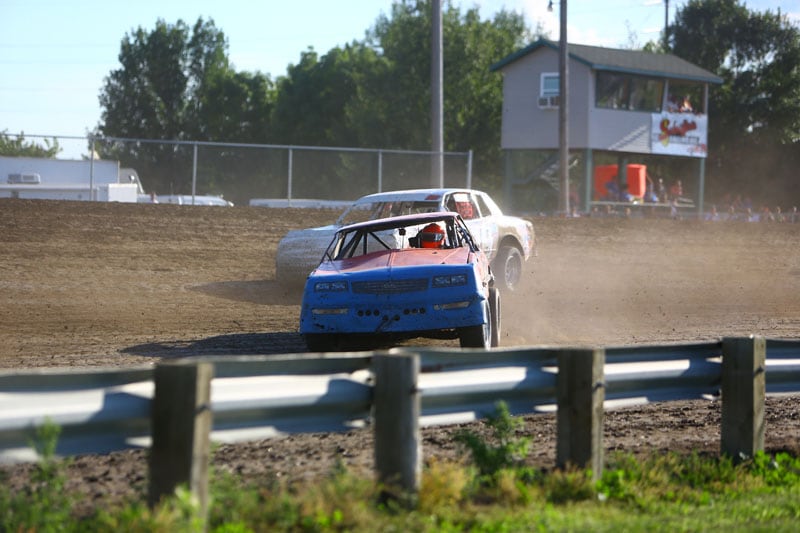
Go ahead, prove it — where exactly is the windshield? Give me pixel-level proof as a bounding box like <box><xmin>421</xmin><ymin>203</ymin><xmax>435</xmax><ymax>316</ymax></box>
<box><xmin>325</xmin><ymin>215</ymin><xmax>478</xmax><ymax>261</ymax></box>
<box><xmin>337</xmin><ymin>200</ymin><xmax>442</xmax><ymax>226</ymax></box>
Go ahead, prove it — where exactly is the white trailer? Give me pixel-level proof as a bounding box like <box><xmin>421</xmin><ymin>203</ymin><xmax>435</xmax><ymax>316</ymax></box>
<box><xmin>0</xmin><ymin>156</ymin><xmax>143</xmax><ymax>202</ymax></box>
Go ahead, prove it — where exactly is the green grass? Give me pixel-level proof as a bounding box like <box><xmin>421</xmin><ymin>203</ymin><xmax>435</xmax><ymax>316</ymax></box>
<box><xmin>2</xmin><ymin>408</ymin><xmax>799</xmax><ymax>532</ymax></box>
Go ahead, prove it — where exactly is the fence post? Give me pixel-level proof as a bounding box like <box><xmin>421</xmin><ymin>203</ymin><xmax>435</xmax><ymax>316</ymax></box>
<box><xmin>556</xmin><ymin>348</ymin><xmax>605</xmax><ymax>480</ymax></box>
<box><xmin>721</xmin><ymin>336</ymin><xmax>765</xmax><ymax>461</ymax></box>
<box><xmin>373</xmin><ymin>352</ymin><xmax>420</xmax><ymax>504</ymax></box>
<box><xmin>148</xmin><ymin>361</ymin><xmax>214</xmax><ymax>519</ymax></box>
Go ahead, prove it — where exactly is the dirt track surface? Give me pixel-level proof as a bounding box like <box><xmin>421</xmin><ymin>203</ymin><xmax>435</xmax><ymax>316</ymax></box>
<box><xmin>1</xmin><ymin>199</ymin><xmax>799</xmax><ymax>513</ymax></box>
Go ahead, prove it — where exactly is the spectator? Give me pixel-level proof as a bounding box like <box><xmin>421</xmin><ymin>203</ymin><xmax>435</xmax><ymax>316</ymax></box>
<box><xmin>569</xmin><ymin>182</ymin><xmax>580</xmax><ymax>208</ymax></box>
<box><xmin>790</xmin><ymin>206</ymin><xmax>798</xmax><ymax>224</ymax></box>
<box><xmin>657</xmin><ymin>177</ymin><xmax>667</xmax><ymax>203</ymax></box>
<box><xmin>775</xmin><ymin>207</ymin><xmax>785</xmax><ymax>223</ymax></box>
<box><xmin>605</xmin><ymin>176</ymin><xmax>621</xmax><ymax>202</ymax></box>
<box><xmin>669</xmin><ymin>179</ymin><xmax>683</xmax><ymax>200</ymax></box>
<box><xmin>670</xmin><ymin>198</ymin><xmax>680</xmax><ymax>219</ymax></box>
<box><xmin>667</xmin><ymin>95</ymin><xmax>681</xmax><ymax>113</ymax></box>
<box><xmin>644</xmin><ymin>175</ymin><xmax>659</xmax><ymax>203</ymax></box>
<box><xmin>705</xmin><ymin>205</ymin><xmax>720</xmax><ymax>221</ymax></box>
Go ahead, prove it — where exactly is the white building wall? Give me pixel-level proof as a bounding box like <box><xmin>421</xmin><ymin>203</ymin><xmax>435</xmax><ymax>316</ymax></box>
<box><xmin>498</xmin><ymin>47</ymin><xmax>591</xmax><ymax>150</ymax></box>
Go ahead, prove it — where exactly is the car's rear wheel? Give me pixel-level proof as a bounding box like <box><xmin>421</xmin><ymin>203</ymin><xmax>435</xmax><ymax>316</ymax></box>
<box><xmin>493</xmin><ymin>245</ymin><xmax>523</xmax><ymax>292</ymax></box>
<box><xmin>489</xmin><ymin>287</ymin><xmax>501</xmax><ymax>347</ymax></box>
<box><xmin>459</xmin><ymin>300</ymin><xmax>492</xmax><ymax>349</ymax></box>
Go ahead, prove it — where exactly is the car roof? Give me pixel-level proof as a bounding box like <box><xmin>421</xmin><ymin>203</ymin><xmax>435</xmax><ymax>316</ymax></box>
<box><xmin>351</xmin><ymin>188</ymin><xmax>481</xmax><ymax>205</ymax></box>
<box><xmin>338</xmin><ymin>212</ymin><xmax>461</xmax><ymax>234</ymax></box>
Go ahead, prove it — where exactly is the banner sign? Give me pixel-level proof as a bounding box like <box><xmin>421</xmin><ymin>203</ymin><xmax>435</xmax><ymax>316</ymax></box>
<box><xmin>650</xmin><ymin>113</ymin><xmax>708</xmax><ymax>158</ymax></box>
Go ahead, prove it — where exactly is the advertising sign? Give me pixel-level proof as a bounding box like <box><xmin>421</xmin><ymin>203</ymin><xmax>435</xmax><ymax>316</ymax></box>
<box><xmin>651</xmin><ymin>113</ymin><xmax>708</xmax><ymax>158</ymax></box>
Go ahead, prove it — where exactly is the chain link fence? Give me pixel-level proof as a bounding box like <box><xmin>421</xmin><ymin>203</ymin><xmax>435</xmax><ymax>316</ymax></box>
<box><xmin>9</xmin><ymin>134</ymin><xmax>473</xmax><ymax>207</ymax></box>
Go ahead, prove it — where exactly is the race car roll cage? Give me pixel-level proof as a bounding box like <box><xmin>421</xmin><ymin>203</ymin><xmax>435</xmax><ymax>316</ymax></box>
<box><xmin>324</xmin><ymin>214</ymin><xmax>479</xmax><ymax>262</ymax></box>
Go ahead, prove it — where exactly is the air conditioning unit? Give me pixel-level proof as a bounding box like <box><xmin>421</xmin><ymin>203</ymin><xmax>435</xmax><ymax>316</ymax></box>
<box><xmin>7</xmin><ymin>173</ymin><xmax>41</xmax><ymax>184</ymax></box>
<box><xmin>538</xmin><ymin>95</ymin><xmax>560</xmax><ymax>109</ymax></box>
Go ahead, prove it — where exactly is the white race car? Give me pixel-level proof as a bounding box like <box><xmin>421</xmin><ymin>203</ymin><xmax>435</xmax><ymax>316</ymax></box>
<box><xmin>275</xmin><ymin>188</ymin><xmax>535</xmax><ymax>291</ymax></box>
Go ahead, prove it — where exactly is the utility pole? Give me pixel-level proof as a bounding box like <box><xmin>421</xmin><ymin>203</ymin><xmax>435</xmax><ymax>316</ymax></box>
<box><xmin>431</xmin><ymin>0</ymin><xmax>444</xmax><ymax>187</ymax></box>
<box><xmin>558</xmin><ymin>0</ymin><xmax>569</xmax><ymax>215</ymax></box>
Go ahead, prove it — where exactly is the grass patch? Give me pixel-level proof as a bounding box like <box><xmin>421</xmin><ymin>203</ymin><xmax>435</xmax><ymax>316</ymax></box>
<box><xmin>2</xmin><ymin>408</ymin><xmax>799</xmax><ymax>532</ymax></box>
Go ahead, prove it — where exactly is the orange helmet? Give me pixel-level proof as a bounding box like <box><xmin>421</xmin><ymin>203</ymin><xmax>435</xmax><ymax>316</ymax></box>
<box><xmin>419</xmin><ymin>223</ymin><xmax>445</xmax><ymax>248</ymax></box>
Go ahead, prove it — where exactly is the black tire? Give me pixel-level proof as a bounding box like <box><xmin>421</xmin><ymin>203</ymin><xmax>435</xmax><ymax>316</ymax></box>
<box><xmin>489</xmin><ymin>287</ymin><xmax>501</xmax><ymax>347</ymax></box>
<box><xmin>459</xmin><ymin>300</ymin><xmax>492</xmax><ymax>349</ymax></box>
<box><xmin>304</xmin><ymin>334</ymin><xmax>340</xmax><ymax>352</ymax></box>
<box><xmin>493</xmin><ymin>245</ymin><xmax>523</xmax><ymax>292</ymax></box>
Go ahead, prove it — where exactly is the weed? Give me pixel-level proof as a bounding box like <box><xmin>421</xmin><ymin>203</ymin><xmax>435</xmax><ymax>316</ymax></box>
<box><xmin>545</xmin><ymin>467</ymin><xmax>596</xmax><ymax>504</ymax></box>
<box><xmin>0</xmin><ymin>419</ymin><xmax>75</xmax><ymax>532</ymax></box>
<box><xmin>749</xmin><ymin>452</ymin><xmax>800</xmax><ymax>487</ymax></box>
<box><xmin>454</xmin><ymin>401</ymin><xmax>531</xmax><ymax>481</ymax></box>
<box><xmin>418</xmin><ymin>457</ymin><xmax>471</xmax><ymax>512</ymax></box>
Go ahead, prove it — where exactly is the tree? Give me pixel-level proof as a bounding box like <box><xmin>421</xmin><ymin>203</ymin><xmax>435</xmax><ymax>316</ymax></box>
<box><xmin>0</xmin><ymin>132</ymin><xmax>60</xmax><ymax>158</ymax></box>
<box><xmin>374</xmin><ymin>2</ymin><xmax>534</xmax><ymax>189</ymax></box>
<box><xmin>276</xmin><ymin>0</ymin><xmax>533</xmax><ymax>190</ymax></box>
<box><xmin>97</xmin><ymin>18</ymin><xmax>248</xmax><ymax>195</ymax></box>
<box><xmin>271</xmin><ymin>44</ymin><xmax>382</xmax><ymax>147</ymax></box>
<box><xmin>669</xmin><ymin>0</ymin><xmax>800</xmax><ymax>207</ymax></box>
<box><xmin>193</xmin><ymin>69</ymin><xmax>278</xmax><ymax>203</ymax></box>
<box><xmin>95</xmin><ymin>4</ymin><xmax>537</xmax><ymax>197</ymax></box>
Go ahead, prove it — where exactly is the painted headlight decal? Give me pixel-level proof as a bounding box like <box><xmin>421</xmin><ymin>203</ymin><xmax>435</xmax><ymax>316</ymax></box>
<box><xmin>433</xmin><ymin>301</ymin><xmax>470</xmax><ymax>310</ymax></box>
<box><xmin>432</xmin><ymin>274</ymin><xmax>468</xmax><ymax>288</ymax></box>
<box><xmin>314</xmin><ymin>281</ymin><xmax>348</xmax><ymax>292</ymax></box>
<box><xmin>311</xmin><ymin>308</ymin><xmax>349</xmax><ymax>315</ymax></box>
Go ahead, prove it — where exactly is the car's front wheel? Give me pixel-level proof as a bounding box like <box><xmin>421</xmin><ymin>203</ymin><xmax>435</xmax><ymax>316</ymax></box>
<box><xmin>304</xmin><ymin>333</ymin><xmax>340</xmax><ymax>352</ymax></box>
<box><xmin>493</xmin><ymin>245</ymin><xmax>523</xmax><ymax>292</ymax></box>
<box><xmin>489</xmin><ymin>287</ymin><xmax>501</xmax><ymax>347</ymax></box>
<box><xmin>459</xmin><ymin>300</ymin><xmax>492</xmax><ymax>349</ymax></box>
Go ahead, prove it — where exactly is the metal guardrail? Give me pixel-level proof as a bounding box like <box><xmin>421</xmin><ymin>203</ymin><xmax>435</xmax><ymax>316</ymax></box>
<box><xmin>1</xmin><ymin>340</ymin><xmax>799</xmax><ymax>465</ymax></box>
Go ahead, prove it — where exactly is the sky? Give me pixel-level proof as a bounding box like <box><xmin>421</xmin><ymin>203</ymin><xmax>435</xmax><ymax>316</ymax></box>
<box><xmin>1</xmin><ymin>0</ymin><xmax>798</xmax><ymax>159</ymax></box>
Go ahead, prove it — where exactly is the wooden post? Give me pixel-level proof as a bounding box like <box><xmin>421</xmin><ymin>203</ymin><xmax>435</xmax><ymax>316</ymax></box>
<box><xmin>372</xmin><ymin>353</ymin><xmax>420</xmax><ymax>504</ymax></box>
<box><xmin>556</xmin><ymin>348</ymin><xmax>605</xmax><ymax>480</ymax></box>
<box><xmin>149</xmin><ymin>361</ymin><xmax>214</xmax><ymax>520</ymax></box>
<box><xmin>721</xmin><ymin>336</ymin><xmax>765</xmax><ymax>461</ymax></box>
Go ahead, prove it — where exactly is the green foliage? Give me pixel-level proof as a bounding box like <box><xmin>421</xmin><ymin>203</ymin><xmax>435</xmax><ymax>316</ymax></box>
<box><xmin>419</xmin><ymin>457</ymin><xmax>471</xmax><ymax>512</ymax></box>
<box><xmin>0</xmin><ymin>131</ymin><xmax>61</xmax><ymax>157</ymax></box>
<box><xmin>454</xmin><ymin>401</ymin><xmax>532</xmax><ymax>481</ymax></box>
<box><xmin>544</xmin><ymin>467</ymin><xmax>596</xmax><ymax>504</ymax></box>
<box><xmin>669</xmin><ymin>0</ymin><xmax>800</xmax><ymax>206</ymax></box>
<box><xmin>93</xmin><ymin>487</ymin><xmax>207</xmax><ymax>533</ymax></box>
<box><xmin>362</xmin><ymin>0</ymin><xmax>535</xmax><ymax>188</ymax></box>
<box><xmin>3</xmin><ymin>423</ymin><xmax>800</xmax><ymax>532</ymax></box>
<box><xmin>96</xmin><ymin>2</ymin><xmax>537</xmax><ymax>197</ymax></box>
<box><xmin>749</xmin><ymin>451</ymin><xmax>800</xmax><ymax>487</ymax></box>
<box><xmin>0</xmin><ymin>419</ymin><xmax>73</xmax><ymax>532</ymax></box>
<box><xmin>96</xmin><ymin>17</ymin><xmax>276</xmax><ymax>197</ymax></box>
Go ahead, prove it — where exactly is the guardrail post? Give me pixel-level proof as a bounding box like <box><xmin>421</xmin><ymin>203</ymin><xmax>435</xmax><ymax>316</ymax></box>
<box><xmin>149</xmin><ymin>361</ymin><xmax>214</xmax><ymax>521</ymax></box>
<box><xmin>721</xmin><ymin>336</ymin><xmax>765</xmax><ymax>461</ymax></box>
<box><xmin>556</xmin><ymin>348</ymin><xmax>605</xmax><ymax>480</ymax></box>
<box><xmin>373</xmin><ymin>352</ymin><xmax>420</xmax><ymax>505</ymax></box>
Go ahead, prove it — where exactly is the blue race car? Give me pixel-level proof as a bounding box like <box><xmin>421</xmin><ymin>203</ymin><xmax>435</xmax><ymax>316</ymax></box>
<box><xmin>299</xmin><ymin>212</ymin><xmax>501</xmax><ymax>352</ymax></box>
